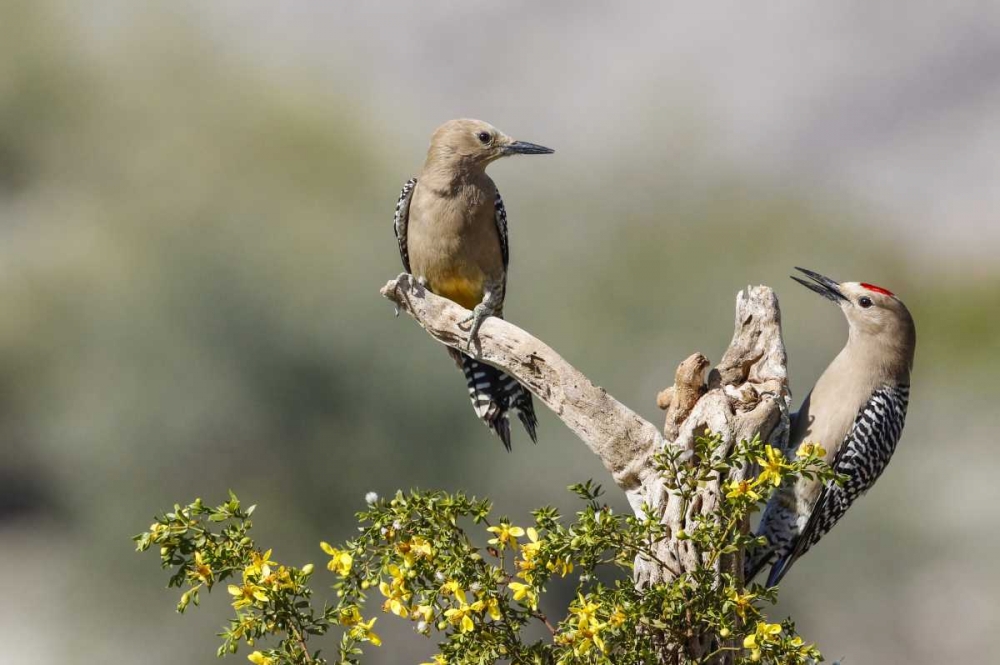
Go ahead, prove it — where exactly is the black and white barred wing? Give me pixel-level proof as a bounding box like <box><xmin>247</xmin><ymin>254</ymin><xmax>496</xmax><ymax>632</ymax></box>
<box><xmin>768</xmin><ymin>384</ymin><xmax>910</xmax><ymax>585</ymax></box>
<box><xmin>493</xmin><ymin>190</ymin><xmax>509</xmax><ymax>271</ymax></box>
<box><xmin>393</xmin><ymin>177</ymin><xmax>417</xmax><ymax>273</ymax></box>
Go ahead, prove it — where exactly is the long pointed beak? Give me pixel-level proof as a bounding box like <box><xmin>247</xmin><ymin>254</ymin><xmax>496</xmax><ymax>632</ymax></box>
<box><xmin>504</xmin><ymin>140</ymin><xmax>554</xmax><ymax>155</ymax></box>
<box><xmin>791</xmin><ymin>267</ymin><xmax>847</xmax><ymax>302</ymax></box>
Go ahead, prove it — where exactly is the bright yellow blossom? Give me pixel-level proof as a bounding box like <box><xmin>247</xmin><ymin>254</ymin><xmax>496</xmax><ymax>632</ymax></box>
<box><xmin>261</xmin><ymin>565</ymin><xmax>295</xmax><ymax>592</ymax></box>
<box><xmin>727</xmin><ymin>589</ymin><xmax>756</xmax><ymax>619</ymax></box>
<box><xmin>349</xmin><ymin>616</ymin><xmax>382</xmax><ymax>646</ymax></box>
<box><xmin>571</xmin><ymin>594</ymin><xmax>601</xmax><ymax>629</ymax></box>
<box><xmin>546</xmin><ymin>557</ymin><xmax>574</xmax><ymax>577</ymax></box>
<box><xmin>191</xmin><ymin>550</ymin><xmax>213</xmax><ymax>584</ymax></box>
<box><xmin>410</xmin><ymin>535</ymin><xmax>434</xmax><ymax>558</ymax></box>
<box><xmin>608</xmin><ymin>606</ymin><xmax>626</xmax><ymax>628</ymax></box>
<box><xmin>743</xmin><ymin>621</ymin><xmax>782</xmax><ymax>660</ymax></box>
<box><xmin>443</xmin><ymin>604</ymin><xmax>476</xmax><ymax>633</ymax></box>
<box><xmin>487</xmin><ymin>523</ymin><xmax>525</xmax><ymax>550</ymax></box>
<box><xmin>320</xmin><ymin>541</ymin><xmax>353</xmax><ymax>576</ymax></box>
<box><xmin>508</xmin><ymin>581</ymin><xmax>538</xmax><ymax>610</ymax></box>
<box><xmin>796</xmin><ymin>442</ymin><xmax>827</xmax><ymax>458</ymax></box>
<box><xmin>725</xmin><ymin>479</ymin><xmax>762</xmax><ymax>502</ymax></box>
<box><xmin>247</xmin><ymin>651</ymin><xmax>274</xmax><ymax>665</ymax></box>
<box><xmin>440</xmin><ymin>579</ymin><xmax>466</xmax><ymax>603</ymax></box>
<box><xmin>227</xmin><ymin>575</ymin><xmax>269</xmax><ymax>609</ymax></box>
<box><xmin>338</xmin><ymin>606</ymin><xmax>362</xmax><ymax>627</ymax></box>
<box><xmin>379</xmin><ymin>564</ymin><xmax>411</xmax><ymax>617</ymax></box>
<box><xmin>396</xmin><ymin>535</ymin><xmax>434</xmax><ymax>567</ymax></box>
<box><xmin>563</xmin><ymin>622</ymin><xmax>608</xmax><ymax>656</ymax></box>
<box><xmin>246</xmin><ymin>549</ymin><xmax>276</xmax><ymax>578</ymax></box>
<box><xmin>419</xmin><ymin>655</ymin><xmax>447</xmax><ymax>665</ymax></box>
<box><xmin>756</xmin><ymin>445</ymin><xmax>791</xmax><ymax>486</ymax></box>
<box><xmin>521</xmin><ymin>527</ymin><xmax>541</xmax><ymax>557</ymax></box>
<box><xmin>413</xmin><ymin>604</ymin><xmax>434</xmax><ymax>623</ymax></box>
<box><xmin>484</xmin><ymin>596</ymin><xmax>502</xmax><ymax>620</ymax></box>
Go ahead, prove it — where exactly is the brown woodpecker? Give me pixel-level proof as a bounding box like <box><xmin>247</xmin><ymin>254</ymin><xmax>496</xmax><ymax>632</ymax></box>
<box><xmin>392</xmin><ymin>119</ymin><xmax>553</xmax><ymax>450</ymax></box>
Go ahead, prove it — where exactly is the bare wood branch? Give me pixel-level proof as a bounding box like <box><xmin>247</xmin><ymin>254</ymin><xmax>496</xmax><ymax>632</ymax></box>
<box><xmin>382</xmin><ymin>274</ymin><xmax>790</xmax><ymax>665</ymax></box>
<box><xmin>642</xmin><ymin>285</ymin><xmax>791</xmax><ymax>664</ymax></box>
<box><xmin>381</xmin><ymin>273</ymin><xmax>663</xmax><ymax>494</ymax></box>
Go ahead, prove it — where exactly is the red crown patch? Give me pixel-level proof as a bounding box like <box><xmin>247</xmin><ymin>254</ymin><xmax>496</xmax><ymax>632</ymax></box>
<box><xmin>860</xmin><ymin>283</ymin><xmax>894</xmax><ymax>297</ymax></box>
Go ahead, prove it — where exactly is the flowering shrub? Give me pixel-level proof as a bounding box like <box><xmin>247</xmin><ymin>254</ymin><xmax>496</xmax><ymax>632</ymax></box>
<box><xmin>134</xmin><ymin>433</ymin><xmax>838</xmax><ymax>664</ymax></box>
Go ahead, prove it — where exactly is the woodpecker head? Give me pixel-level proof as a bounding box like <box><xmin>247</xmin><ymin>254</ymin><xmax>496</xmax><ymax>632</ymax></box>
<box><xmin>793</xmin><ymin>267</ymin><xmax>916</xmax><ymax>370</ymax></box>
<box><xmin>426</xmin><ymin>119</ymin><xmax>553</xmax><ymax>170</ymax></box>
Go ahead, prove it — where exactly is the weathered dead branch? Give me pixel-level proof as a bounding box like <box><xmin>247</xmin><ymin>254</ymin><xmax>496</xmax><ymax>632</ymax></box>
<box><xmin>381</xmin><ymin>274</ymin><xmax>791</xmax><ymax>664</ymax></box>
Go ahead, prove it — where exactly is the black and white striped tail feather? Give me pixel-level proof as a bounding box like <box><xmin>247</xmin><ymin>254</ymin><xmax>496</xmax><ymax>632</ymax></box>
<box><xmin>449</xmin><ymin>349</ymin><xmax>537</xmax><ymax>451</ymax></box>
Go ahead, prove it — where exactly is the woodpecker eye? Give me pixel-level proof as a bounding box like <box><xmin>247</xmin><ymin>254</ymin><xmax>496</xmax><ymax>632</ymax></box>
<box><xmin>476</xmin><ymin>131</ymin><xmax>491</xmax><ymax>144</ymax></box>
<box><xmin>859</xmin><ymin>296</ymin><xmax>873</xmax><ymax>308</ymax></box>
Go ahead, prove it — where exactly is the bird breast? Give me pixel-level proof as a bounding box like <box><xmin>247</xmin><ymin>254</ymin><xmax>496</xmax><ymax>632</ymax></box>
<box><xmin>406</xmin><ymin>184</ymin><xmax>503</xmax><ymax>310</ymax></box>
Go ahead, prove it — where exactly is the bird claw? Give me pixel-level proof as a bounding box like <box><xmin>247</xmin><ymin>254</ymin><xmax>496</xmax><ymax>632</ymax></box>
<box><xmin>459</xmin><ymin>304</ymin><xmax>492</xmax><ymax>352</ymax></box>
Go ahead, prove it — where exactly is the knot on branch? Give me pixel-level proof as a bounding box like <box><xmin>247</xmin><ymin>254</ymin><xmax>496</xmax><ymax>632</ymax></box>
<box><xmin>657</xmin><ymin>352</ymin><xmax>710</xmax><ymax>440</ymax></box>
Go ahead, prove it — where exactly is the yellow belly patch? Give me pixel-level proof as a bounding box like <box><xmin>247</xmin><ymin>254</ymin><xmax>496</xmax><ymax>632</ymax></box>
<box><xmin>432</xmin><ymin>275</ymin><xmax>483</xmax><ymax>310</ymax></box>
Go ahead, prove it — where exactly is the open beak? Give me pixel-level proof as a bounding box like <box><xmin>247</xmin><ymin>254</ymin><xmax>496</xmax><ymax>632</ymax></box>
<box><xmin>504</xmin><ymin>140</ymin><xmax>555</xmax><ymax>155</ymax></box>
<box><xmin>791</xmin><ymin>267</ymin><xmax>847</xmax><ymax>303</ymax></box>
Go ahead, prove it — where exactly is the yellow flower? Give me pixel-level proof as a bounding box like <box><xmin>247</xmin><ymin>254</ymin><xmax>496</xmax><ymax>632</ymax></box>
<box><xmin>582</xmin><ymin>624</ymin><xmax>607</xmax><ymax>654</ymax></box>
<box><xmin>379</xmin><ymin>565</ymin><xmax>411</xmax><ymax>617</ymax></box>
<box><xmin>484</xmin><ymin>596</ymin><xmax>502</xmax><ymax>620</ymax></box>
<box><xmin>339</xmin><ymin>606</ymin><xmax>362</xmax><ymax>627</ymax></box>
<box><xmin>246</xmin><ymin>549</ymin><xmax>276</xmax><ymax>579</ymax></box>
<box><xmin>440</xmin><ymin>579</ymin><xmax>466</xmax><ymax>603</ymax></box>
<box><xmin>191</xmin><ymin>550</ymin><xmax>213</xmax><ymax>584</ymax></box>
<box><xmin>261</xmin><ymin>565</ymin><xmax>295</xmax><ymax>592</ymax></box>
<box><xmin>608</xmin><ymin>606</ymin><xmax>626</xmax><ymax>628</ymax></box>
<box><xmin>396</xmin><ymin>535</ymin><xmax>434</xmax><ymax>568</ymax></box>
<box><xmin>515</xmin><ymin>527</ymin><xmax>543</xmax><ymax>580</ymax></box>
<box><xmin>227</xmin><ymin>578</ymin><xmax>269</xmax><ymax>609</ymax></box>
<box><xmin>546</xmin><ymin>557</ymin><xmax>574</xmax><ymax>577</ymax></box>
<box><xmin>349</xmin><ymin>616</ymin><xmax>382</xmax><ymax>647</ymax></box>
<box><xmin>727</xmin><ymin>589</ymin><xmax>756</xmax><ymax>619</ymax></box>
<box><xmin>564</xmin><ymin>621</ymin><xmax>608</xmax><ymax>656</ymax></box>
<box><xmin>413</xmin><ymin>604</ymin><xmax>434</xmax><ymax>623</ymax></box>
<box><xmin>571</xmin><ymin>594</ymin><xmax>601</xmax><ymax>629</ymax></box>
<box><xmin>487</xmin><ymin>523</ymin><xmax>525</xmax><ymax>550</ymax></box>
<box><xmin>443</xmin><ymin>605</ymin><xmax>476</xmax><ymax>633</ymax></box>
<box><xmin>725</xmin><ymin>479</ymin><xmax>761</xmax><ymax>502</ymax></box>
<box><xmin>743</xmin><ymin>621</ymin><xmax>782</xmax><ymax>660</ymax></box>
<box><xmin>247</xmin><ymin>651</ymin><xmax>274</xmax><ymax>665</ymax></box>
<box><xmin>320</xmin><ymin>542</ymin><xmax>353</xmax><ymax>576</ymax></box>
<box><xmin>420</xmin><ymin>656</ymin><xmax>447</xmax><ymax>665</ymax></box>
<box><xmin>796</xmin><ymin>442</ymin><xmax>827</xmax><ymax>458</ymax></box>
<box><xmin>411</xmin><ymin>536</ymin><xmax>434</xmax><ymax>558</ymax></box>
<box><xmin>756</xmin><ymin>445</ymin><xmax>791</xmax><ymax>487</ymax></box>
<box><xmin>521</xmin><ymin>528</ymin><xmax>541</xmax><ymax>557</ymax></box>
<box><xmin>508</xmin><ymin>581</ymin><xmax>537</xmax><ymax>610</ymax></box>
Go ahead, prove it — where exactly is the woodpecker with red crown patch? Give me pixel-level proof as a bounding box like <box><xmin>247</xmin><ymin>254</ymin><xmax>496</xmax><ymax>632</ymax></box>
<box><xmin>746</xmin><ymin>267</ymin><xmax>916</xmax><ymax>585</ymax></box>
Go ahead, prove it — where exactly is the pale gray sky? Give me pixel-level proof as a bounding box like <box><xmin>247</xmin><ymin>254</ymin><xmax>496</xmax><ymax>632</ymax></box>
<box><xmin>167</xmin><ymin>0</ymin><xmax>1000</xmax><ymax>258</ymax></box>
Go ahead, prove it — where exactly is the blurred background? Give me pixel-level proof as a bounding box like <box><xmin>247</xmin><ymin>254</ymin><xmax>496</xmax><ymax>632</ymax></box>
<box><xmin>1</xmin><ymin>1</ymin><xmax>998</xmax><ymax>662</ymax></box>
